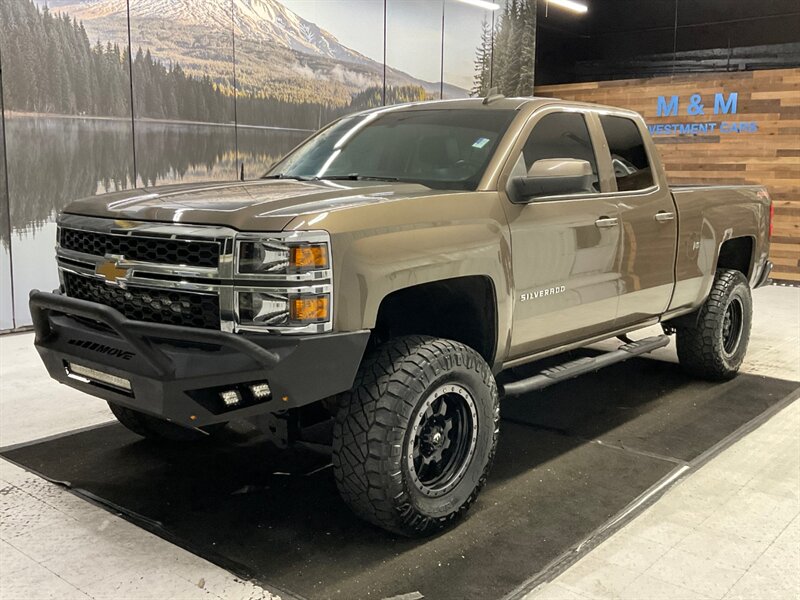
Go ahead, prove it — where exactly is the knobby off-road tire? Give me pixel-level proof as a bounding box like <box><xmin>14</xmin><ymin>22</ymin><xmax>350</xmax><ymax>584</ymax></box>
<box><xmin>333</xmin><ymin>336</ymin><xmax>500</xmax><ymax>537</ymax></box>
<box><xmin>108</xmin><ymin>402</ymin><xmax>224</xmax><ymax>442</ymax></box>
<box><xmin>676</xmin><ymin>268</ymin><xmax>753</xmax><ymax>381</ymax></box>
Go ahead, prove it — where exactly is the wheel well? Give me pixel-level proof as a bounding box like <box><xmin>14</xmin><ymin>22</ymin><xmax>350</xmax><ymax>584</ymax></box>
<box><xmin>373</xmin><ymin>276</ymin><xmax>497</xmax><ymax>364</ymax></box>
<box><xmin>717</xmin><ymin>237</ymin><xmax>754</xmax><ymax>278</ymax></box>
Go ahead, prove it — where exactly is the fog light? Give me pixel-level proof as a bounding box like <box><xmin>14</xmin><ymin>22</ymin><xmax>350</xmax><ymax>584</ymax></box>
<box><xmin>220</xmin><ymin>390</ymin><xmax>241</xmax><ymax>407</ymax></box>
<box><xmin>250</xmin><ymin>383</ymin><xmax>272</xmax><ymax>399</ymax></box>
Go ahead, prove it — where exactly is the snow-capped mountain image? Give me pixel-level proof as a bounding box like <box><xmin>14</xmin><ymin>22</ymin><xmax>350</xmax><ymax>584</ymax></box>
<box><xmin>61</xmin><ymin>0</ymin><xmax>370</xmax><ymax>64</ymax></box>
<box><xmin>46</xmin><ymin>0</ymin><xmax>467</xmax><ymax>103</ymax></box>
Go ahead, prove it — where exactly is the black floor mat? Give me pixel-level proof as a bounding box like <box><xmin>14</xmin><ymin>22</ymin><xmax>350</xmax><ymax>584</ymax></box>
<box><xmin>3</xmin><ymin>357</ymin><xmax>797</xmax><ymax>600</ymax></box>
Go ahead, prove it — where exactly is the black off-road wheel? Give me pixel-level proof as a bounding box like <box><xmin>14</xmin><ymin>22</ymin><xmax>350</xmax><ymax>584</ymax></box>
<box><xmin>676</xmin><ymin>269</ymin><xmax>753</xmax><ymax>381</ymax></box>
<box><xmin>332</xmin><ymin>336</ymin><xmax>500</xmax><ymax>537</ymax></box>
<box><xmin>108</xmin><ymin>403</ymin><xmax>225</xmax><ymax>442</ymax></box>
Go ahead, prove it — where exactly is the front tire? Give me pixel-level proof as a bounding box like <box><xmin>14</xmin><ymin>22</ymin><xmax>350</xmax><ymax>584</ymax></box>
<box><xmin>333</xmin><ymin>336</ymin><xmax>499</xmax><ymax>537</ymax></box>
<box><xmin>108</xmin><ymin>403</ymin><xmax>225</xmax><ymax>442</ymax></box>
<box><xmin>676</xmin><ymin>269</ymin><xmax>753</xmax><ymax>381</ymax></box>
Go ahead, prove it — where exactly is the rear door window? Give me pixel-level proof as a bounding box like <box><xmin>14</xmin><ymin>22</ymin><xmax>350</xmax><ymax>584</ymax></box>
<box><xmin>599</xmin><ymin>115</ymin><xmax>654</xmax><ymax>191</ymax></box>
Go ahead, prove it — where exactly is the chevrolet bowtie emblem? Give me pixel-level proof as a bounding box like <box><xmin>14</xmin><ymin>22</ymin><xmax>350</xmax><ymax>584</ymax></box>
<box><xmin>96</xmin><ymin>259</ymin><xmax>130</xmax><ymax>286</ymax></box>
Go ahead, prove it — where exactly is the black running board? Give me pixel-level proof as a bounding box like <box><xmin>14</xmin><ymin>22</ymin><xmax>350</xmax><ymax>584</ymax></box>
<box><xmin>500</xmin><ymin>335</ymin><xmax>671</xmax><ymax>398</ymax></box>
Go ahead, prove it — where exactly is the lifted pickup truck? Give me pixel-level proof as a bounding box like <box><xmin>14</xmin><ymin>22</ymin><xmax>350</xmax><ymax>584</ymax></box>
<box><xmin>31</xmin><ymin>96</ymin><xmax>773</xmax><ymax>536</ymax></box>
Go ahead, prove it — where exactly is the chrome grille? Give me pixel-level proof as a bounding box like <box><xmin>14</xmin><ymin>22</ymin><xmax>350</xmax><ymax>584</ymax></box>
<box><xmin>63</xmin><ymin>272</ymin><xmax>221</xmax><ymax>330</ymax></box>
<box><xmin>60</xmin><ymin>228</ymin><xmax>220</xmax><ymax>268</ymax></box>
<box><xmin>55</xmin><ymin>215</ymin><xmax>333</xmax><ymax>334</ymax></box>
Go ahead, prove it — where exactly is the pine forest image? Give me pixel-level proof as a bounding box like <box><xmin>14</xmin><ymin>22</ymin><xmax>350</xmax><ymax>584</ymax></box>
<box><xmin>0</xmin><ymin>0</ymin><xmax>434</xmax><ymax>129</ymax></box>
<box><xmin>472</xmin><ymin>0</ymin><xmax>536</xmax><ymax>98</ymax></box>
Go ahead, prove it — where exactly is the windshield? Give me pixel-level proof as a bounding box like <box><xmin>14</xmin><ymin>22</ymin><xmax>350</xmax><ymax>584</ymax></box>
<box><xmin>265</xmin><ymin>108</ymin><xmax>518</xmax><ymax>190</ymax></box>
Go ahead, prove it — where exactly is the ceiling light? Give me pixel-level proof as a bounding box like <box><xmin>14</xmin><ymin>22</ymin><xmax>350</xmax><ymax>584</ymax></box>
<box><xmin>456</xmin><ymin>0</ymin><xmax>501</xmax><ymax>10</ymax></box>
<box><xmin>547</xmin><ymin>0</ymin><xmax>588</xmax><ymax>14</ymax></box>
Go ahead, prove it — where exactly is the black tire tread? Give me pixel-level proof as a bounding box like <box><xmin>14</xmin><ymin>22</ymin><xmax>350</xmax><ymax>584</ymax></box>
<box><xmin>676</xmin><ymin>268</ymin><xmax>752</xmax><ymax>381</ymax></box>
<box><xmin>332</xmin><ymin>335</ymin><xmax>499</xmax><ymax>536</ymax></box>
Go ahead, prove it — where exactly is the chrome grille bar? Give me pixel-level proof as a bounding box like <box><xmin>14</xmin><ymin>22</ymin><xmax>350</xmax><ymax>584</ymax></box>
<box><xmin>55</xmin><ymin>215</ymin><xmax>333</xmax><ymax>334</ymax></box>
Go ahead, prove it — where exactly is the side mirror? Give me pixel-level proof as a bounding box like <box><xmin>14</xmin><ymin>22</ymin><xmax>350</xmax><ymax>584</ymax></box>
<box><xmin>508</xmin><ymin>158</ymin><xmax>594</xmax><ymax>203</ymax></box>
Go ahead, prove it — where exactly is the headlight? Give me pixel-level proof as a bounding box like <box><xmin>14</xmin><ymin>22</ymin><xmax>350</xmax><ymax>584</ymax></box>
<box><xmin>237</xmin><ymin>240</ymin><xmax>329</xmax><ymax>274</ymax></box>
<box><xmin>237</xmin><ymin>291</ymin><xmax>330</xmax><ymax>327</ymax></box>
<box><xmin>234</xmin><ymin>233</ymin><xmax>332</xmax><ymax>332</ymax></box>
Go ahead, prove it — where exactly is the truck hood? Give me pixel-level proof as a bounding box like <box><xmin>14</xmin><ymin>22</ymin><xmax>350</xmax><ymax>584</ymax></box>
<box><xmin>63</xmin><ymin>179</ymin><xmax>442</xmax><ymax>231</ymax></box>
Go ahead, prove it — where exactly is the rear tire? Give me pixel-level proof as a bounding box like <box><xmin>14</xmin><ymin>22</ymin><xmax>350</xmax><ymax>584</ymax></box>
<box><xmin>676</xmin><ymin>269</ymin><xmax>752</xmax><ymax>381</ymax></box>
<box><xmin>108</xmin><ymin>403</ymin><xmax>225</xmax><ymax>442</ymax></box>
<box><xmin>333</xmin><ymin>336</ymin><xmax>499</xmax><ymax>537</ymax></box>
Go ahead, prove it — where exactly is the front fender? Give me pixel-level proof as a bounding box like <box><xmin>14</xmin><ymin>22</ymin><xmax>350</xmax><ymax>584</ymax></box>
<box><xmin>335</xmin><ymin>222</ymin><xmax>511</xmax><ymax>332</ymax></box>
<box><xmin>291</xmin><ymin>191</ymin><xmax>514</xmax><ymax>362</ymax></box>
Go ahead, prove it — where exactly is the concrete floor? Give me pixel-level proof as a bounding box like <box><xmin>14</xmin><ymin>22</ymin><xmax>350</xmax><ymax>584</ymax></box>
<box><xmin>1</xmin><ymin>285</ymin><xmax>798</xmax><ymax>600</ymax></box>
<box><xmin>524</xmin><ymin>399</ymin><xmax>800</xmax><ymax>600</ymax></box>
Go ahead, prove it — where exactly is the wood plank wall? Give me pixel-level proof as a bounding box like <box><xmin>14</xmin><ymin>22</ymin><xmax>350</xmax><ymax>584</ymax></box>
<box><xmin>536</xmin><ymin>68</ymin><xmax>800</xmax><ymax>283</ymax></box>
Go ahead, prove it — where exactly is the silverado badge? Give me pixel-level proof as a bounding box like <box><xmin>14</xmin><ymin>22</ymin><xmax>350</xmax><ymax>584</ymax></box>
<box><xmin>520</xmin><ymin>285</ymin><xmax>566</xmax><ymax>302</ymax></box>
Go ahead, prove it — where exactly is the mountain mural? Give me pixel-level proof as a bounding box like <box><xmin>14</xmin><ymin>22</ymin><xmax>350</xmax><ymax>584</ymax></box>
<box><xmin>45</xmin><ymin>0</ymin><xmax>468</xmax><ymax>105</ymax></box>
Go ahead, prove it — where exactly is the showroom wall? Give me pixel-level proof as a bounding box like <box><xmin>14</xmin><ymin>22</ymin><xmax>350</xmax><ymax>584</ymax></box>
<box><xmin>0</xmin><ymin>0</ymin><xmax>534</xmax><ymax>330</ymax></box>
<box><xmin>536</xmin><ymin>68</ymin><xmax>800</xmax><ymax>283</ymax></box>
<box><xmin>534</xmin><ymin>0</ymin><xmax>799</xmax><ymax>85</ymax></box>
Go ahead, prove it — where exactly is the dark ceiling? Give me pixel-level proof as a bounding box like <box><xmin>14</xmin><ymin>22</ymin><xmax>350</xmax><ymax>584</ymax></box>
<box><xmin>534</xmin><ymin>0</ymin><xmax>800</xmax><ymax>84</ymax></box>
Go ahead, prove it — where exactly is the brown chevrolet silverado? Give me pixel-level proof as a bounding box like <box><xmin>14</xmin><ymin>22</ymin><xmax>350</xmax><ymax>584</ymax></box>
<box><xmin>30</xmin><ymin>95</ymin><xmax>773</xmax><ymax>536</ymax></box>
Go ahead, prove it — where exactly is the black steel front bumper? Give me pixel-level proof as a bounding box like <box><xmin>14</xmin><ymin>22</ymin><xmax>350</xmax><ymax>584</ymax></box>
<box><xmin>30</xmin><ymin>290</ymin><xmax>370</xmax><ymax>428</ymax></box>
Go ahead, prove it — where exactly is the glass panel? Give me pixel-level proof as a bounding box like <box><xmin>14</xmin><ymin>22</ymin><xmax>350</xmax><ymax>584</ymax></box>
<box><xmin>1</xmin><ymin>0</ymin><xmax>135</xmax><ymax>326</ymax></box>
<box><xmin>239</xmin><ymin>0</ymin><xmax>384</xmax><ymax>177</ymax></box>
<box><xmin>442</xmin><ymin>0</ymin><xmax>495</xmax><ymax>98</ymax></box>
<box><xmin>599</xmin><ymin>115</ymin><xmax>653</xmax><ymax>191</ymax></box>
<box><xmin>386</xmin><ymin>0</ymin><xmax>443</xmax><ymax>104</ymax></box>
<box><xmin>129</xmin><ymin>0</ymin><xmax>238</xmax><ymax>185</ymax></box>
<box><xmin>674</xmin><ymin>2</ymin><xmax>799</xmax><ymax>74</ymax></box>
<box><xmin>490</xmin><ymin>0</ymin><xmax>536</xmax><ymax>95</ymax></box>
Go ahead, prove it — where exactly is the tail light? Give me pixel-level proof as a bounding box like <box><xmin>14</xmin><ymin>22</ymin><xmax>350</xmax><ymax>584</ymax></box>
<box><xmin>769</xmin><ymin>200</ymin><xmax>774</xmax><ymax>239</ymax></box>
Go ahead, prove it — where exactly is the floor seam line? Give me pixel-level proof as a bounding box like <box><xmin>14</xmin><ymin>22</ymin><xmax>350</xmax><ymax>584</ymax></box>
<box><xmin>3</xmin><ymin>536</ymin><xmax>95</xmax><ymax>599</ymax></box>
<box><xmin>590</xmin><ymin>439</ymin><xmax>688</xmax><ymax>465</ymax></box>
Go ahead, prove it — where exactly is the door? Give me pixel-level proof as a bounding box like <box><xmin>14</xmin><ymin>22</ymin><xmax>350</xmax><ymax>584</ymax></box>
<box><xmin>597</xmin><ymin>114</ymin><xmax>677</xmax><ymax>326</ymax></box>
<box><xmin>504</xmin><ymin>109</ymin><xmax>622</xmax><ymax>359</ymax></box>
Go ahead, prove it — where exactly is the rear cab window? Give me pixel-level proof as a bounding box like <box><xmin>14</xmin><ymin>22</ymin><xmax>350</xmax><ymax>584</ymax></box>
<box><xmin>599</xmin><ymin>115</ymin><xmax>654</xmax><ymax>192</ymax></box>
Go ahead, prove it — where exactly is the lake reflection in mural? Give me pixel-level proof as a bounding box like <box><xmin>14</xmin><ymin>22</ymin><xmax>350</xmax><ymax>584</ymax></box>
<box><xmin>2</xmin><ymin>114</ymin><xmax>307</xmax><ymax>327</ymax></box>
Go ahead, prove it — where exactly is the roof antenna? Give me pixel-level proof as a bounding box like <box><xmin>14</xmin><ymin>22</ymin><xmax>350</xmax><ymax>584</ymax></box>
<box><xmin>482</xmin><ymin>87</ymin><xmax>505</xmax><ymax>105</ymax></box>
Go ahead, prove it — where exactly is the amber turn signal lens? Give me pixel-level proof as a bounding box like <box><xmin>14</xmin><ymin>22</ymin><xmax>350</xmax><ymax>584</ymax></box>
<box><xmin>290</xmin><ymin>295</ymin><xmax>329</xmax><ymax>322</ymax></box>
<box><xmin>289</xmin><ymin>244</ymin><xmax>329</xmax><ymax>270</ymax></box>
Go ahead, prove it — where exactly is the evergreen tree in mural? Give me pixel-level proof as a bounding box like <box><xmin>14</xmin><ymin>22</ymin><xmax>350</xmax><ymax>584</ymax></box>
<box><xmin>471</xmin><ymin>18</ymin><xmax>493</xmax><ymax>97</ymax></box>
<box><xmin>472</xmin><ymin>0</ymin><xmax>536</xmax><ymax>97</ymax></box>
<box><xmin>349</xmin><ymin>86</ymin><xmax>429</xmax><ymax>111</ymax></box>
<box><xmin>0</xmin><ymin>0</ymin><xmax>401</xmax><ymax>130</ymax></box>
<box><xmin>515</xmin><ymin>0</ymin><xmax>536</xmax><ymax>96</ymax></box>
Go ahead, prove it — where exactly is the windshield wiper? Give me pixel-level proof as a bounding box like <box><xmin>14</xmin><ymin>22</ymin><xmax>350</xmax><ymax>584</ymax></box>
<box><xmin>261</xmin><ymin>174</ymin><xmax>313</xmax><ymax>181</ymax></box>
<box><xmin>315</xmin><ymin>175</ymin><xmax>400</xmax><ymax>182</ymax></box>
